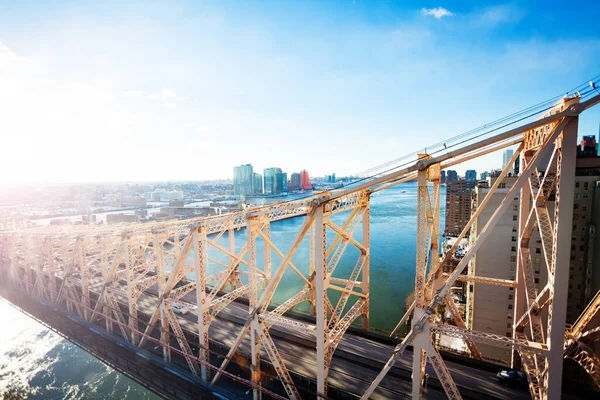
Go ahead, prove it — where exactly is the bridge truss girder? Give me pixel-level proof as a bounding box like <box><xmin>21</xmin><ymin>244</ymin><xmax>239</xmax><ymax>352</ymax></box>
<box><xmin>1</xmin><ymin>93</ymin><xmax>600</xmax><ymax>400</ymax></box>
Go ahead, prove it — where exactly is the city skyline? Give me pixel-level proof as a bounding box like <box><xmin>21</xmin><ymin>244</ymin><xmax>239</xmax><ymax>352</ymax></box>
<box><xmin>1</xmin><ymin>1</ymin><xmax>600</xmax><ymax>184</ymax></box>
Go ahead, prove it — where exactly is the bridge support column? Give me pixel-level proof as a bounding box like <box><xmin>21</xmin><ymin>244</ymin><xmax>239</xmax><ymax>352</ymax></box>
<box><xmin>78</xmin><ymin>238</ymin><xmax>90</xmax><ymax>321</ymax></box>
<box><xmin>513</xmin><ymin>147</ymin><xmax>532</xmax><ymax>372</ymax></box>
<box><xmin>125</xmin><ymin>238</ymin><xmax>139</xmax><ymax>345</ymax></box>
<box><xmin>315</xmin><ymin>205</ymin><xmax>328</xmax><ymax>399</ymax></box>
<box><xmin>411</xmin><ymin>165</ymin><xmax>430</xmax><ymax>399</ymax></box>
<box><xmin>545</xmin><ymin>116</ymin><xmax>577</xmax><ymax>399</ymax></box>
<box><xmin>309</xmin><ymin>223</ymin><xmax>316</xmax><ymax>317</ymax></box>
<box><xmin>154</xmin><ymin>232</ymin><xmax>171</xmax><ymax>363</ymax></box>
<box><xmin>263</xmin><ymin>219</ymin><xmax>271</xmax><ymax>280</ymax></box>
<box><xmin>361</xmin><ymin>197</ymin><xmax>370</xmax><ymax>330</ymax></box>
<box><xmin>194</xmin><ymin>229</ymin><xmax>210</xmax><ymax>382</ymax></box>
<box><xmin>247</xmin><ymin>218</ymin><xmax>262</xmax><ymax>399</ymax></box>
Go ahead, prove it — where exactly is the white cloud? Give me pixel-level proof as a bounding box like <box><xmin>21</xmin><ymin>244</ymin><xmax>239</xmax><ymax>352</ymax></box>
<box><xmin>421</xmin><ymin>7</ymin><xmax>454</xmax><ymax>19</ymax></box>
<box><xmin>149</xmin><ymin>88</ymin><xmax>178</xmax><ymax>101</ymax></box>
<box><xmin>121</xmin><ymin>90</ymin><xmax>146</xmax><ymax>98</ymax></box>
<box><xmin>122</xmin><ymin>88</ymin><xmax>182</xmax><ymax>107</ymax></box>
<box><xmin>478</xmin><ymin>5</ymin><xmax>524</xmax><ymax>26</ymax></box>
<box><xmin>0</xmin><ymin>41</ymin><xmax>18</xmax><ymax>68</ymax></box>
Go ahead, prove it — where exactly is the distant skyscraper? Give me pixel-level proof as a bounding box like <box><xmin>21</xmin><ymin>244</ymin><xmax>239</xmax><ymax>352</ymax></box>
<box><xmin>502</xmin><ymin>149</ymin><xmax>514</xmax><ymax>175</ymax></box>
<box><xmin>480</xmin><ymin>171</ymin><xmax>490</xmax><ymax>180</ymax></box>
<box><xmin>465</xmin><ymin>170</ymin><xmax>477</xmax><ymax>181</ymax></box>
<box><xmin>441</xmin><ymin>170</ymin><xmax>446</xmax><ymax>184</ymax></box>
<box><xmin>290</xmin><ymin>173</ymin><xmax>302</xmax><ymax>191</ymax></box>
<box><xmin>276</xmin><ymin>172</ymin><xmax>287</xmax><ymax>193</ymax></box>
<box><xmin>446</xmin><ymin>170</ymin><xmax>458</xmax><ymax>182</ymax></box>
<box><xmin>301</xmin><ymin>170</ymin><xmax>312</xmax><ymax>190</ymax></box>
<box><xmin>578</xmin><ymin>135</ymin><xmax>597</xmax><ymax>157</ymax></box>
<box><xmin>233</xmin><ymin>164</ymin><xmax>254</xmax><ymax>196</ymax></box>
<box><xmin>253</xmin><ymin>173</ymin><xmax>262</xmax><ymax>194</ymax></box>
<box><xmin>263</xmin><ymin>167</ymin><xmax>282</xmax><ymax>195</ymax></box>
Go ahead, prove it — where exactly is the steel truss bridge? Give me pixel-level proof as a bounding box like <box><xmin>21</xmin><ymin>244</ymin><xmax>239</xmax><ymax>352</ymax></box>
<box><xmin>2</xmin><ymin>90</ymin><xmax>600</xmax><ymax>400</ymax></box>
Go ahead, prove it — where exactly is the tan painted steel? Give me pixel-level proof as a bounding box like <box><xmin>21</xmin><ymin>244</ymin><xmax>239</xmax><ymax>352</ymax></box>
<box><xmin>2</xmin><ymin>93</ymin><xmax>600</xmax><ymax>400</ymax></box>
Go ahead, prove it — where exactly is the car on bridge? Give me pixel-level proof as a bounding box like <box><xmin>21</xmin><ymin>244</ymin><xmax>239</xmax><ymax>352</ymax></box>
<box><xmin>172</xmin><ymin>302</ymin><xmax>192</xmax><ymax>315</ymax></box>
<box><xmin>497</xmin><ymin>369</ymin><xmax>528</xmax><ymax>388</ymax></box>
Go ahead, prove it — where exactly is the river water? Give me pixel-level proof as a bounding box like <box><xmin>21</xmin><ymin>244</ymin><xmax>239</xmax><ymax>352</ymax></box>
<box><xmin>0</xmin><ymin>183</ymin><xmax>445</xmax><ymax>398</ymax></box>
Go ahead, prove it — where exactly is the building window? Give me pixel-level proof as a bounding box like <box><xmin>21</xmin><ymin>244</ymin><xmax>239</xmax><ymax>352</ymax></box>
<box><xmin>512</xmin><ymin>236</ymin><xmax>517</xmax><ymax>242</ymax></box>
<box><xmin>508</xmin><ymin>295</ymin><xmax>513</xmax><ymax>300</ymax></box>
<box><xmin>582</xmin><ymin>205</ymin><xmax>588</xmax><ymax>212</ymax></box>
<box><xmin>536</xmin><ymin>248</ymin><xmax>541</xmax><ymax>254</ymax></box>
<box><xmin>507</xmin><ymin>323</ymin><xmax>512</xmax><ymax>329</ymax></box>
<box><xmin>513</xmin><ymin>204</ymin><xmax>518</xmax><ymax>211</ymax></box>
<box><xmin>535</xmin><ymin>257</ymin><xmax>541</xmax><ymax>264</ymax></box>
<box><xmin>576</xmin><ymin>193</ymin><xmax>580</xmax><ymax>200</ymax></box>
<box><xmin>584</xmin><ymin>193</ymin><xmax>589</xmax><ymax>199</ymax></box>
<box><xmin>510</xmin><ymin>256</ymin><xmax>517</xmax><ymax>262</ymax></box>
<box><xmin>512</xmin><ymin>227</ymin><xmax>518</xmax><ymax>233</ymax></box>
<box><xmin>513</xmin><ymin>215</ymin><xmax>518</xmax><ymax>221</ymax></box>
<box><xmin>508</xmin><ymin>304</ymin><xmax>513</xmax><ymax>310</ymax></box>
<box><xmin>576</xmin><ymin>182</ymin><xmax>580</xmax><ymax>188</ymax></box>
<box><xmin>535</xmin><ymin>278</ymin><xmax>539</xmax><ymax>284</ymax></box>
<box><xmin>584</xmin><ymin>182</ymin><xmax>589</xmax><ymax>189</ymax></box>
<box><xmin>574</xmin><ymin>204</ymin><xmax>579</xmax><ymax>210</ymax></box>
<box><xmin>511</xmin><ymin>246</ymin><xmax>517</xmax><ymax>252</ymax></box>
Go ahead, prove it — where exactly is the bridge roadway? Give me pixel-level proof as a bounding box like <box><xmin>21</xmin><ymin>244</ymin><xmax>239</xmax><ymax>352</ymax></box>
<box><xmin>74</xmin><ymin>272</ymin><xmax>530</xmax><ymax>400</ymax></box>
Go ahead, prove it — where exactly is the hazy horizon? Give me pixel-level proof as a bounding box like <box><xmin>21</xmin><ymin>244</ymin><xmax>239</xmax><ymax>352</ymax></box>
<box><xmin>1</xmin><ymin>0</ymin><xmax>599</xmax><ymax>184</ymax></box>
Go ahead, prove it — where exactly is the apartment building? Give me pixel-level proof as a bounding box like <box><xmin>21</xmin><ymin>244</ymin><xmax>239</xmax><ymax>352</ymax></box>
<box><xmin>468</xmin><ymin>160</ymin><xmax>600</xmax><ymax>363</ymax></box>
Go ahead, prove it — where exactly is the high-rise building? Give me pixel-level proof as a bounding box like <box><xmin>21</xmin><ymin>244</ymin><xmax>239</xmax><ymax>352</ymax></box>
<box><xmin>441</xmin><ymin>170</ymin><xmax>447</xmax><ymax>184</ymax></box>
<box><xmin>502</xmin><ymin>149</ymin><xmax>514</xmax><ymax>175</ymax></box>
<box><xmin>444</xmin><ymin>180</ymin><xmax>477</xmax><ymax>237</ymax></box>
<box><xmin>468</xmin><ymin>176</ymin><xmax>522</xmax><ymax>362</ymax></box>
<box><xmin>290</xmin><ymin>173</ymin><xmax>302</xmax><ymax>191</ymax></box>
<box><xmin>253</xmin><ymin>173</ymin><xmax>262</xmax><ymax>194</ymax></box>
<box><xmin>233</xmin><ymin>164</ymin><xmax>254</xmax><ymax>196</ymax></box>
<box><xmin>480</xmin><ymin>171</ymin><xmax>490</xmax><ymax>180</ymax></box>
<box><xmin>276</xmin><ymin>172</ymin><xmax>288</xmax><ymax>193</ymax></box>
<box><xmin>263</xmin><ymin>167</ymin><xmax>282</xmax><ymax>195</ymax></box>
<box><xmin>465</xmin><ymin>170</ymin><xmax>477</xmax><ymax>181</ymax></box>
<box><xmin>446</xmin><ymin>170</ymin><xmax>458</xmax><ymax>182</ymax></box>
<box><xmin>301</xmin><ymin>170</ymin><xmax>312</xmax><ymax>190</ymax></box>
<box><xmin>469</xmin><ymin>159</ymin><xmax>600</xmax><ymax>363</ymax></box>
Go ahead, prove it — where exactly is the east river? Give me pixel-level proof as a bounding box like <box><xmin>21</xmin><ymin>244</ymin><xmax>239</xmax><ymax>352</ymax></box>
<box><xmin>0</xmin><ymin>183</ymin><xmax>445</xmax><ymax>398</ymax></box>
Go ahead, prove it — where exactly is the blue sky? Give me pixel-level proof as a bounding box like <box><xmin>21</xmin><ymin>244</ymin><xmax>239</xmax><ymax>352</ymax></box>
<box><xmin>0</xmin><ymin>1</ymin><xmax>599</xmax><ymax>183</ymax></box>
